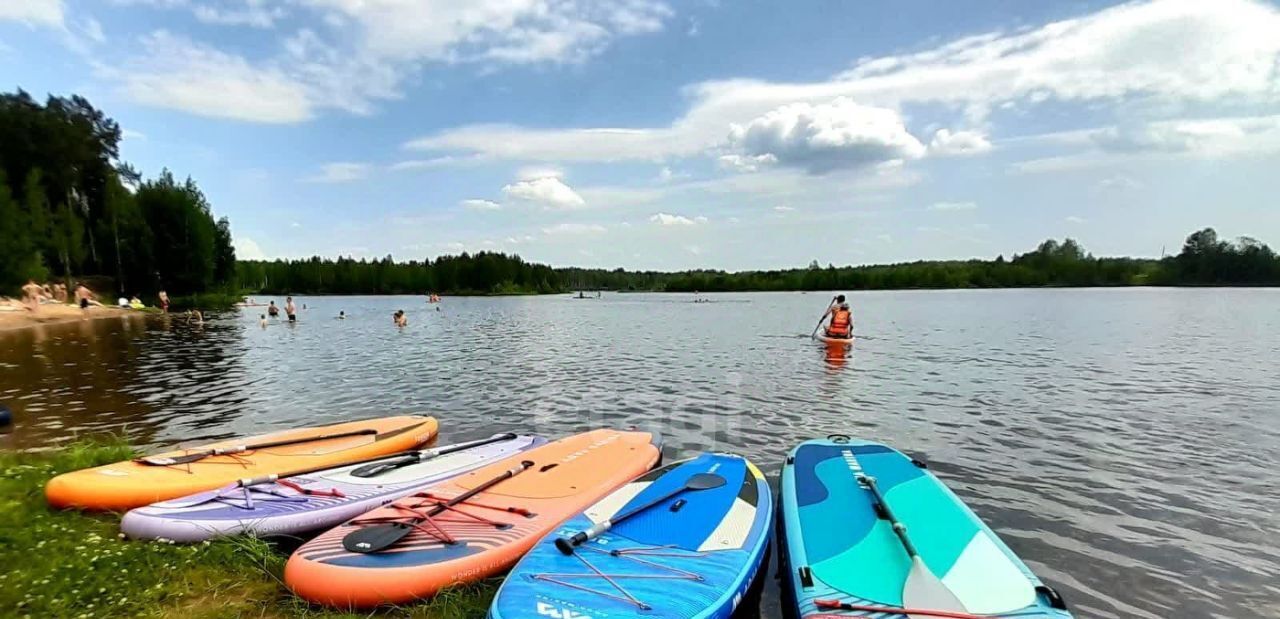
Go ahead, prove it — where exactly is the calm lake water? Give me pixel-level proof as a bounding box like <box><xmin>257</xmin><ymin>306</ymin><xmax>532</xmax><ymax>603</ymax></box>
<box><xmin>2</xmin><ymin>289</ymin><xmax>1279</xmax><ymax>618</ymax></box>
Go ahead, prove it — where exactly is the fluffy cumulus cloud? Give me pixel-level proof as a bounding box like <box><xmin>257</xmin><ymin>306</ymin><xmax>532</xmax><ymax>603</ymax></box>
<box><xmin>409</xmin><ymin>0</ymin><xmax>1280</xmax><ymax>165</ymax></box>
<box><xmin>461</xmin><ymin>198</ymin><xmax>502</xmax><ymax>211</ymax></box>
<box><xmin>726</xmin><ymin>98</ymin><xmax>926</xmax><ymax>174</ymax></box>
<box><xmin>234</xmin><ymin>236</ymin><xmax>267</xmax><ymax>260</ymax></box>
<box><xmin>929</xmin><ymin>129</ymin><xmax>993</xmax><ymax>156</ymax></box>
<box><xmin>305</xmin><ymin>162</ymin><xmax>372</xmax><ymax>183</ymax></box>
<box><xmin>650</xmin><ymin>212</ymin><xmax>707</xmax><ymax>226</ymax></box>
<box><xmin>502</xmin><ymin>174</ymin><xmax>586</xmax><ymax>210</ymax></box>
<box><xmin>0</xmin><ymin>0</ymin><xmax>64</xmax><ymax>27</ymax></box>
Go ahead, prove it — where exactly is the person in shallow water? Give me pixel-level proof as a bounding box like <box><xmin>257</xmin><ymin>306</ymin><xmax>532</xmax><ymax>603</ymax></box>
<box><xmin>393</xmin><ymin>310</ymin><xmax>407</xmax><ymax>327</ymax></box>
<box><xmin>260</xmin><ymin>314</ymin><xmax>267</xmax><ymax>328</ymax></box>
<box><xmin>823</xmin><ymin>295</ymin><xmax>853</xmax><ymax>339</ymax></box>
<box><xmin>267</xmin><ymin>300</ymin><xmax>279</xmax><ymax>317</ymax></box>
<box><xmin>285</xmin><ymin>297</ymin><xmax>297</xmax><ymax>322</ymax></box>
<box><xmin>338</xmin><ymin>311</ymin><xmax>345</xmax><ymax>320</ymax></box>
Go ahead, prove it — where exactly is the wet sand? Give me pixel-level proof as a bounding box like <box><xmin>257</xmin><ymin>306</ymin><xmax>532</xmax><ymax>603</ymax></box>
<box><xmin>0</xmin><ymin>302</ymin><xmax>147</xmax><ymax>333</ymax></box>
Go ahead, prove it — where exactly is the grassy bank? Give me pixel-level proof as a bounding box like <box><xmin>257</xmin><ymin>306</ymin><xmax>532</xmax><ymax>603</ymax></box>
<box><xmin>0</xmin><ymin>441</ymin><xmax>496</xmax><ymax>618</ymax></box>
<box><xmin>166</xmin><ymin>292</ymin><xmax>247</xmax><ymax>311</ymax></box>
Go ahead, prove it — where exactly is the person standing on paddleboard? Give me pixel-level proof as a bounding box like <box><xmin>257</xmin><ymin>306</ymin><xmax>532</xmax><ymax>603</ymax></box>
<box><xmin>823</xmin><ymin>295</ymin><xmax>853</xmax><ymax>339</ymax></box>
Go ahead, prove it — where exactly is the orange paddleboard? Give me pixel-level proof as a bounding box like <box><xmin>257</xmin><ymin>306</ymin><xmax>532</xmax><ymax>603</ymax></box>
<box><xmin>284</xmin><ymin>428</ymin><xmax>662</xmax><ymax>608</ymax></box>
<box><xmin>45</xmin><ymin>415</ymin><xmax>437</xmax><ymax>511</ymax></box>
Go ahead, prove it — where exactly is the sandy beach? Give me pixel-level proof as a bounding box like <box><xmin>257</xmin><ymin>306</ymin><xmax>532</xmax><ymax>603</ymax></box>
<box><xmin>0</xmin><ymin>302</ymin><xmax>147</xmax><ymax>333</ymax></box>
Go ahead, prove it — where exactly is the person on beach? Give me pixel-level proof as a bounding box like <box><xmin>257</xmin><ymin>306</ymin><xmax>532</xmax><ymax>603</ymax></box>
<box><xmin>393</xmin><ymin>310</ymin><xmax>407</xmax><ymax>327</ymax></box>
<box><xmin>129</xmin><ymin>295</ymin><xmax>144</xmax><ymax>309</ymax></box>
<box><xmin>267</xmin><ymin>300</ymin><xmax>279</xmax><ymax>317</ymax></box>
<box><xmin>53</xmin><ymin>282</ymin><xmax>67</xmax><ymax>303</ymax></box>
<box><xmin>21</xmin><ymin>280</ymin><xmax>43</xmax><ymax>311</ymax></box>
<box><xmin>74</xmin><ymin>283</ymin><xmax>99</xmax><ymax>309</ymax></box>
<box><xmin>158</xmin><ymin>290</ymin><xmax>170</xmax><ymax>313</ymax></box>
<box><xmin>285</xmin><ymin>297</ymin><xmax>297</xmax><ymax>322</ymax></box>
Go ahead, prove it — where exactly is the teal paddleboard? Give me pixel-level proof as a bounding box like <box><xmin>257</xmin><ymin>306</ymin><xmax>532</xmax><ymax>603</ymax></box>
<box><xmin>779</xmin><ymin>436</ymin><xmax>1072</xmax><ymax>618</ymax></box>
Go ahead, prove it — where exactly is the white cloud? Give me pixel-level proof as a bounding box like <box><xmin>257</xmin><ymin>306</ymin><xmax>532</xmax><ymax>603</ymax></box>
<box><xmin>304</xmin><ymin>162</ymin><xmax>371</xmax><ymax>183</ymax></box>
<box><xmin>0</xmin><ymin>0</ymin><xmax>64</xmax><ymax>27</ymax></box>
<box><xmin>461</xmin><ymin>199</ymin><xmax>502</xmax><ymax>211</ymax></box>
<box><xmin>234</xmin><ymin>236</ymin><xmax>266</xmax><ymax>260</ymax></box>
<box><xmin>726</xmin><ymin>98</ymin><xmax>925</xmax><ymax>174</ymax></box>
<box><xmin>289</xmin><ymin>221</ymin><xmax>302</xmax><ymax>228</ymax></box>
<box><xmin>1065</xmin><ymin>215</ymin><xmax>1086</xmax><ymax>224</ymax></box>
<box><xmin>774</xmin><ymin>205</ymin><xmax>795</xmax><ymax>212</ymax></box>
<box><xmin>108</xmin><ymin>31</ymin><xmax>314</xmax><ymax>123</ymax></box>
<box><xmin>717</xmin><ymin>153</ymin><xmax>777</xmax><ymax>173</ymax></box>
<box><xmin>193</xmin><ymin>1</ymin><xmax>285</xmax><ymax>29</ymax></box>
<box><xmin>877</xmin><ymin>234</ymin><xmax>893</xmax><ymax>243</ymax></box>
<box><xmin>929</xmin><ymin>129</ymin><xmax>993</xmax><ymax>156</ymax></box>
<box><xmin>389</xmin><ymin>157</ymin><xmax>460</xmax><ymax>171</ymax></box>
<box><xmin>300</xmin><ymin>0</ymin><xmax>672</xmax><ymax>64</ymax></box>
<box><xmin>929</xmin><ymin>201</ymin><xmax>977</xmax><ymax>211</ymax></box>
<box><xmin>503</xmin><ymin>175</ymin><xmax>586</xmax><ymax>210</ymax></box>
<box><xmin>1098</xmin><ymin>175</ymin><xmax>1143</xmax><ymax>190</ymax></box>
<box><xmin>541</xmin><ymin>222</ymin><xmax>606</xmax><ymax>235</ymax></box>
<box><xmin>650</xmin><ymin>212</ymin><xmax>707</xmax><ymax>226</ymax></box>
<box><xmin>121</xmin><ymin>128</ymin><xmax>147</xmax><ymax>141</ymax></box>
<box><xmin>406</xmin><ymin>0</ymin><xmax>1280</xmax><ymax>164</ymax></box>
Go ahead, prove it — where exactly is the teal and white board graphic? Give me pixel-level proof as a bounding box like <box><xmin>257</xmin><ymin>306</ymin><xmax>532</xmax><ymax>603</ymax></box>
<box><xmin>779</xmin><ymin>437</ymin><xmax>1072</xmax><ymax>618</ymax></box>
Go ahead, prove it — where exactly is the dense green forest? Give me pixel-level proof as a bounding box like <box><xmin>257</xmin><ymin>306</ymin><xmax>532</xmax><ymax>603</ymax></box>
<box><xmin>0</xmin><ymin>90</ymin><xmax>235</xmax><ymax>299</ymax></box>
<box><xmin>238</xmin><ymin>228</ymin><xmax>1280</xmax><ymax>295</ymax></box>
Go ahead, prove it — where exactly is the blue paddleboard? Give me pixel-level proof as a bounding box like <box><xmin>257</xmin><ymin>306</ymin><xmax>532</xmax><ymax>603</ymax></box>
<box><xmin>490</xmin><ymin>452</ymin><xmax>772</xmax><ymax>618</ymax></box>
<box><xmin>780</xmin><ymin>437</ymin><xmax>1072</xmax><ymax>618</ymax></box>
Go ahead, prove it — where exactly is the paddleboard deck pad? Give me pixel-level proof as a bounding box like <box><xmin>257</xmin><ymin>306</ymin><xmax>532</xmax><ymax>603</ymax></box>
<box><xmin>780</xmin><ymin>436</ymin><xmax>1071</xmax><ymax>618</ymax></box>
<box><xmin>121</xmin><ymin>433</ymin><xmax>545</xmax><ymax>542</ymax></box>
<box><xmin>284</xmin><ymin>428</ymin><xmax>663</xmax><ymax>608</ymax></box>
<box><xmin>489</xmin><ymin>452</ymin><xmax>772</xmax><ymax>619</ymax></box>
<box><xmin>45</xmin><ymin>416</ymin><xmax>438</xmax><ymax>511</ymax></box>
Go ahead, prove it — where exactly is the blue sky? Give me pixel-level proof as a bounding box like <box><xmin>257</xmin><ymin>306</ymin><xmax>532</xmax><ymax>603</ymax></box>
<box><xmin>3</xmin><ymin>0</ymin><xmax>1279</xmax><ymax>270</ymax></box>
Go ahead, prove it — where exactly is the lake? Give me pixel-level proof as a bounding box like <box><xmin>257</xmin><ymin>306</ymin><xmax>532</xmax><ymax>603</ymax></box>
<box><xmin>2</xmin><ymin>289</ymin><xmax>1278</xmax><ymax>618</ymax></box>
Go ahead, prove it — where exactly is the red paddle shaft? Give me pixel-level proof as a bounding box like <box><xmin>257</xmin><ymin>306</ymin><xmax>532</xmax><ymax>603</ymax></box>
<box><xmin>815</xmin><ymin>600</ymin><xmax>984</xmax><ymax>619</ymax></box>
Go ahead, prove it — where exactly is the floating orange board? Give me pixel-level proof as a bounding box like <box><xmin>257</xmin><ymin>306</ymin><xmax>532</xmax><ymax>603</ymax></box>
<box><xmin>284</xmin><ymin>428</ymin><xmax>662</xmax><ymax>608</ymax></box>
<box><xmin>45</xmin><ymin>415</ymin><xmax>437</xmax><ymax>511</ymax></box>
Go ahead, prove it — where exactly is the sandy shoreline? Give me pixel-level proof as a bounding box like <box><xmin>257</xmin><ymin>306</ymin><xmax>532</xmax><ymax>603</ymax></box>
<box><xmin>0</xmin><ymin>303</ymin><xmax>149</xmax><ymax>333</ymax></box>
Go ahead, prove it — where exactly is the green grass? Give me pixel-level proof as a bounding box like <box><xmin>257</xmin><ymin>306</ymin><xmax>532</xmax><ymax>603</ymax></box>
<box><xmin>0</xmin><ymin>440</ymin><xmax>497</xmax><ymax>618</ymax></box>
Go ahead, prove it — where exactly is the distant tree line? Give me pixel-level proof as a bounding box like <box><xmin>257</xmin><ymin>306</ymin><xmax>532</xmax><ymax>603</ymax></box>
<box><xmin>237</xmin><ymin>228</ymin><xmax>1279</xmax><ymax>296</ymax></box>
<box><xmin>0</xmin><ymin>90</ymin><xmax>235</xmax><ymax>298</ymax></box>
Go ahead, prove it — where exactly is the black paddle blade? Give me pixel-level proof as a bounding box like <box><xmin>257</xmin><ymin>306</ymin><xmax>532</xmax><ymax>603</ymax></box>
<box><xmin>343</xmin><ymin>522</ymin><xmax>414</xmax><ymax>553</ymax></box>
<box><xmin>136</xmin><ymin>451</ymin><xmax>215</xmax><ymax>466</ymax></box>
<box><xmin>350</xmin><ymin>454</ymin><xmax>418</xmax><ymax>478</ymax></box>
<box><xmin>685</xmin><ymin>473</ymin><xmax>726</xmax><ymax>490</ymax></box>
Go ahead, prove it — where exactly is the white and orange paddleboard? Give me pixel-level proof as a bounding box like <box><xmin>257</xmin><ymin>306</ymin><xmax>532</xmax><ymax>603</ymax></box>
<box><xmin>284</xmin><ymin>428</ymin><xmax>662</xmax><ymax>608</ymax></box>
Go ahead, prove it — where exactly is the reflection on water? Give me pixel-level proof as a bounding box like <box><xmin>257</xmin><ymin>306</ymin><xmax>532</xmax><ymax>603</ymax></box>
<box><xmin>2</xmin><ymin>289</ymin><xmax>1279</xmax><ymax>618</ymax></box>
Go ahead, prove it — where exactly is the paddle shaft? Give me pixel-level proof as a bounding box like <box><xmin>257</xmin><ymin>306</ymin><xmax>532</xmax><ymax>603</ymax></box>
<box><xmin>810</xmin><ymin>296</ymin><xmax>838</xmax><ymax>338</ymax></box>
<box><xmin>231</xmin><ymin>432</ymin><xmax>520</xmax><ymax>485</ymax></box>
<box><xmin>858</xmin><ymin>474</ymin><xmax>919</xmax><ymax>557</ymax></box>
<box><xmin>815</xmin><ymin>600</ymin><xmax>982</xmax><ymax>619</ymax></box>
<box><xmin>138</xmin><ymin>427</ymin><xmax>378</xmax><ymax>465</ymax></box>
<box><xmin>424</xmin><ymin>460</ymin><xmax>533</xmax><ymax>518</ymax></box>
<box><xmin>555</xmin><ymin>474</ymin><xmax>723</xmax><ymax>554</ymax></box>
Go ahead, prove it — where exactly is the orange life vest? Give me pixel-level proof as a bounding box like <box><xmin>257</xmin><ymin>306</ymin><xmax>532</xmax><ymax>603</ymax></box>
<box><xmin>828</xmin><ymin>308</ymin><xmax>851</xmax><ymax>336</ymax></box>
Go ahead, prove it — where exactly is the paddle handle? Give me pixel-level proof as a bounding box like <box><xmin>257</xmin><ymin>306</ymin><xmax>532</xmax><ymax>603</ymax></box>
<box><xmin>555</xmin><ymin>521</ymin><xmax>611</xmax><ymax>554</ymax></box>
